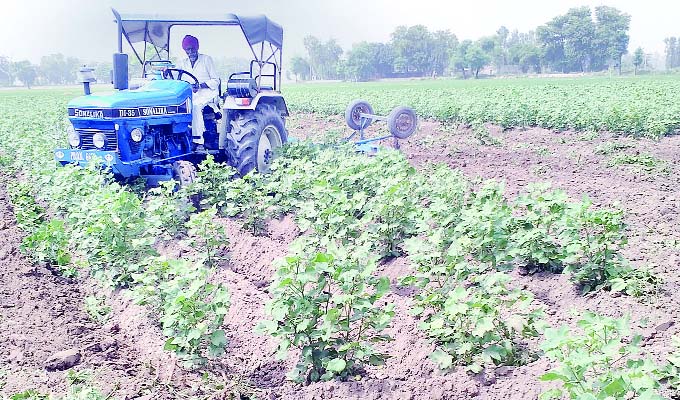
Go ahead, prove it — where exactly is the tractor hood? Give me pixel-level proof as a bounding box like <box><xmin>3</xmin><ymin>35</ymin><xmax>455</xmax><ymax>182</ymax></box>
<box><xmin>68</xmin><ymin>80</ymin><xmax>192</xmax><ymax>118</ymax></box>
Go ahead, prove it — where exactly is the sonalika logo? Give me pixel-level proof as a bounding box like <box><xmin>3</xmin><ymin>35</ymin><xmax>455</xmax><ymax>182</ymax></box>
<box><xmin>74</xmin><ymin>109</ymin><xmax>105</xmax><ymax>118</ymax></box>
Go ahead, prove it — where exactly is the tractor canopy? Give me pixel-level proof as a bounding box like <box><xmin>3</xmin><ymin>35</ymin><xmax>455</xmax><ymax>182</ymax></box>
<box><xmin>111</xmin><ymin>8</ymin><xmax>283</xmax><ymax>66</ymax></box>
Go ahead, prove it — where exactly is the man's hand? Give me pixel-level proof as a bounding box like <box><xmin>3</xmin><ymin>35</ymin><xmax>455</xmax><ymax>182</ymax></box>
<box><xmin>192</xmin><ymin>82</ymin><xmax>209</xmax><ymax>93</ymax></box>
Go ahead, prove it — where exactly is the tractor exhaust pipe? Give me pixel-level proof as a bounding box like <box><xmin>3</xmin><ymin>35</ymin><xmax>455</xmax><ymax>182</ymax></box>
<box><xmin>77</xmin><ymin>66</ymin><xmax>96</xmax><ymax>96</ymax></box>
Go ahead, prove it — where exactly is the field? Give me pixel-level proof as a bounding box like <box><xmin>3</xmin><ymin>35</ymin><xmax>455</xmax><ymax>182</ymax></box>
<box><xmin>285</xmin><ymin>76</ymin><xmax>680</xmax><ymax>138</ymax></box>
<box><xmin>0</xmin><ymin>76</ymin><xmax>679</xmax><ymax>400</ymax></box>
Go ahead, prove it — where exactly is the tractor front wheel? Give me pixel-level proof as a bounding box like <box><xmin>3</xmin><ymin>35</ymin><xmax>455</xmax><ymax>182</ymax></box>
<box><xmin>172</xmin><ymin>160</ymin><xmax>197</xmax><ymax>188</ymax></box>
<box><xmin>227</xmin><ymin>105</ymin><xmax>287</xmax><ymax>176</ymax></box>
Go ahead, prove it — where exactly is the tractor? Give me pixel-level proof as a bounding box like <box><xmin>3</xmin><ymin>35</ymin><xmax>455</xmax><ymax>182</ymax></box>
<box><xmin>53</xmin><ymin>8</ymin><xmax>289</xmax><ymax>185</ymax></box>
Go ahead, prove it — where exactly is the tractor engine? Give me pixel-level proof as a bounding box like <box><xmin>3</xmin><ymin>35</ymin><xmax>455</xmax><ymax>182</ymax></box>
<box><xmin>54</xmin><ymin>80</ymin><xmax>194</xmax><ymax>179</ymax></box>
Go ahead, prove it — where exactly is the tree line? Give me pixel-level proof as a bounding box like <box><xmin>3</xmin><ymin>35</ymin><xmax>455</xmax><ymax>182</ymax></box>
<box><xmin>0</xmin><ymin>54</ymin><xmax>114</xmax><ymax>88</ymax></box>
<box><xmin>0</xmin><ymin>54</ymin><xmax>250</xmax><ymax>88</ymax></box>
<box><xmin>289</xmin><ymin>5</ymin><xmax>651</xmax><ymax>81</ymax></box>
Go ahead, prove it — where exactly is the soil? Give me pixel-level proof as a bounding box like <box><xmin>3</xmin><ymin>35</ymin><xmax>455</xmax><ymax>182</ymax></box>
<box><xmin>0</xmin><ymin>178</ymin><xmax>162</xmax><ymax>399</ymax></box>
<box><xmin>2</xmin><ymin>113</ymin><xmax>679</xmax><ymax>399</ymax></box>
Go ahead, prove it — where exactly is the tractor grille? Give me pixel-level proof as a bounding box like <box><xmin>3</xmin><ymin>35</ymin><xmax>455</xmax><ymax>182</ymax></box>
<box><xmin>77</xmin><ymin>129</ymin><xmax>118</xmax><ymax>151</ymax></box>
<box><xmin>128</xmin><ymin>140</ymin><xmax>142</xmax><ymax>154</ymax></box>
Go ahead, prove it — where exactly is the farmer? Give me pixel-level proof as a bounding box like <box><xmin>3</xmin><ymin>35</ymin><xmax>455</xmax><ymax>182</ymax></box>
<box><xmin>178</xmin><ymin>34</ymin><xmax>220</xmax><ymax>148</ymax></box>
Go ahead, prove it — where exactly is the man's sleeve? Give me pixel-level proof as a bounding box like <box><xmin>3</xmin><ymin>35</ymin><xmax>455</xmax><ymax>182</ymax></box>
<box><xmin>177</xmin><ymin>58</ymin><xmax>192</xmax><ymax>83</ymax></box>
<box><xmin>204</xmin><ymin>55</ymin><xmax>220</xmax><ymax>90</ymax></box>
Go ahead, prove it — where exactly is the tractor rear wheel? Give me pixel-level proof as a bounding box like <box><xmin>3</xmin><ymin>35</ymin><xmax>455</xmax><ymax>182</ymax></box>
<box><xmin>227</xmin><ymin>104</ymin><xmax>287</xmax><ymax>176</ymax></box>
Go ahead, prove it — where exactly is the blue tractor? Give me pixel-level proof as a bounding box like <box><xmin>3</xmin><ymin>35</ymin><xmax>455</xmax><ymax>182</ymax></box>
<box><xmin>54</xmin><ymin>9</ymin><xmax>289</xmax><ymax>185</ymax></box>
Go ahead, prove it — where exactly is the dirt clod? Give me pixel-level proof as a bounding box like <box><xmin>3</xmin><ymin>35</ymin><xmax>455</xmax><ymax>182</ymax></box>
<box><xmin>44</xmin><ymin>349</ymin><xmax>81</xmax><ymax>371</ymax></box>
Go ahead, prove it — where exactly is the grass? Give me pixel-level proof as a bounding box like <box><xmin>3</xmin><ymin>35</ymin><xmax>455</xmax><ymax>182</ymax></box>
<box><xmin>608</xmin><ymin>152</ymin><xmax>670</xmax><ymax>174</ymax></box>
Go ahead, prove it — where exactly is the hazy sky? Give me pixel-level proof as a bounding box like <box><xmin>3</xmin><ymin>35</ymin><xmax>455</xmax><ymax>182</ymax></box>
<box><xmin>2</xmin><ymin>0</ymin><xmax>675</xmax><ymax>64</ymax></box>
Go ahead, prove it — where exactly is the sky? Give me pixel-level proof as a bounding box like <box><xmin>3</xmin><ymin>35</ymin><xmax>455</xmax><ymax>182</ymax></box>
<box><xmin>1</xmin><ymin>0</ymin><xmax>676</xmax><ymax>64</ymax></box>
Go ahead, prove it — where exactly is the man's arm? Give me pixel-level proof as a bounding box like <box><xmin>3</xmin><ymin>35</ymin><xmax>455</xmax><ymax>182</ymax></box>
<box><xmin>202</xmin><ymin>55</ymin><xmax>220</xmax><ymax>90</ymax></box>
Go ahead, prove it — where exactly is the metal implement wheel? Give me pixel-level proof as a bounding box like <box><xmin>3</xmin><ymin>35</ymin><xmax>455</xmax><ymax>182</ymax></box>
<box><xmin>227</xmin><ymin>104</ymin><xmax>287</xmax><ymax>176</ymax></box>
<box><xmin>172</xmin><ymin>160</ymin><xmax>197</xmax><ymax>188</ymax></box>
<box><xmin>345</xmin><ymin>99</ymin><xmax>374</xmax><ymax>130</ymax></box>
<box><xmin>387</xmin><ymin>106</ymin><xmax>418</xmax><ymax>139</ymax></box>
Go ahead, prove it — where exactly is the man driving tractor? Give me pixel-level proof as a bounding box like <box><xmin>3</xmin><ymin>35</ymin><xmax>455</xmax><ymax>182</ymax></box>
<box><xmin>178</xmin><ymin>34</ymin><xmax>220</xmax><ymax>149</ymax></box>
<box><xmin>55</xmin><ymin>9</ymin><xmax>290</xmax><ymax>183</ymax></box>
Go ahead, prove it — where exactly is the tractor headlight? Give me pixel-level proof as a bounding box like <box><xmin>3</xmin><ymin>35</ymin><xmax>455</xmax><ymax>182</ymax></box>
<box><xmin>130</xmin><ymin>127</ymin><xmax>144</xmax><ymax>142</ymax></box>
<box><xmin>93</xmin><ymin>132</ymin><xmax>106</xmax><ymax>149</ymax></box>
<box><xmin>67</xmin><ymin>125</ymin><xmax>80</xmax><ymax>148</ymax></box>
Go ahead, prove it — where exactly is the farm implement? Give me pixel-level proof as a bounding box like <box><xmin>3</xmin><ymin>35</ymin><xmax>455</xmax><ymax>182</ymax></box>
<box><xmin>344</xmin><ymin>100</ymin><xmax>418</xmax><ymax>153</ymax></box>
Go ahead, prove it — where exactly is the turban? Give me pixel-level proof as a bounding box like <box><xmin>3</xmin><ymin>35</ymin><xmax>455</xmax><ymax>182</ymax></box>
<box><xmin>182</xmin><ymin>35</ymin><xmax>199</xmax><ymax>50</ymax></box>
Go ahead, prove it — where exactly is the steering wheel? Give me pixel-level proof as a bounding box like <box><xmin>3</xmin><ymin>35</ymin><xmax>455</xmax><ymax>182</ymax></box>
<box><xmin>163</xmin><ymin>68</ymin><xmax>199</xmax><ymax>86</ymax></box>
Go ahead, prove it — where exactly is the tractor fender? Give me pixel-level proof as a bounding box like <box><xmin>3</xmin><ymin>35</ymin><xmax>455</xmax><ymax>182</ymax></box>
<box><xmin>223</xmin><ymin>93</ymin><xmax>289</xmax><ymax>116</ymax></box>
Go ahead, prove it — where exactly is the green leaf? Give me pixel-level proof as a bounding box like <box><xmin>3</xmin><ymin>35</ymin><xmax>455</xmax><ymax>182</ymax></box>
<box><xmin>609</xmin><ymin>277</ymin><xmax>627</xmax><ymax>292</ymax></box>
<box><xmin>163</xmin><ymin>337</ymin><xmax>178</xmax><ymax>351</ymax></box>
<box><xmin>375</xmin><ymin>276</ymin><xmax>390</xmax><ymax>296</ymax></box>
<box><xmin>482</xmin><ymin>345</ymin><xmax>505</xmax><ymax>361</ymax></box>
<box><xmin>368</xmin><ymin>354</ymin><xmax>386</xmax><ymax>366</ymax></box>
<box><xmin>210</xmin><ymin>330</ymin><xmax>228</xmax><ymax>347</ymax></box>
<box><xmin>326</xmin><ymin>358</ymin><xmax>347</xmax><ymax>373</ymax></box>
<box><xmin>538</xmin><ymin>388</ymin><xmax>563</xmax><ymax>400</ymax></box>
<box><xmin>539</xmin><ymin>372</ymin><xmax>567</xmax><ymax>382</ymax></box>
<box><xmin>429</xmin><ymin>348</ymin><xmax>453</xmax><ymax>369</ymax></box>
<box><xmin>472</xmin><ymin>316</ymin><xmax>495</xmax><ymax>337</ymax></box>
<box><xmin>601</xmin><ymin>377</ymin><xmax>627</xmax><ymax>396</ymax></box>
<box><xmin>410</xmin><ymin>306</ymin><xmax>425</xmax><ymax>316</ymax></box>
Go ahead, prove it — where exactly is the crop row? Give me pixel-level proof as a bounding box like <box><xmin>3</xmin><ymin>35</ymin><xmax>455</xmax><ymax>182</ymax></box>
<box><xmin>283</xmin><ymin>76</ymin><xmax>680</xmax><ymax>138</ymax></box>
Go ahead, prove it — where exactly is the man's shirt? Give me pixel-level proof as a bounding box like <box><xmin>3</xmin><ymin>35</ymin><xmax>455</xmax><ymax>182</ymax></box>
<box><xmin>178</xmin><ymin>53</ymin><xmax>219</xmax><ymax>92</ymax></box>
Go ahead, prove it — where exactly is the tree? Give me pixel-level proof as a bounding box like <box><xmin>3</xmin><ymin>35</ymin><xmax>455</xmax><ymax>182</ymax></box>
<box><xmin>466</xmin><ymin>44</ymin><xmax>491</xmax><ymax>78</ymax></box>
<box><xmin>289</xmin><ymin>56</ymin><xmax>310</xmax><ymax>81</ymax></box>
<box><xmin>431</xmin><ymin>30</ymin><xmax>458</xmax><ymax>76</ymax></box>
<box><xmin>371</xmin><ymin>43</ymin><xmax>395</xmax><ymax>78</ymax></box>
<box><xmin>537</xmin><ymin>6</ymin><xmax>630</xmax><ymax>74</ymax></box>
<box><xmin>0</xmin><ymin>56</ymin><xmax>12</xmax><ymax>86</ymax></box>
<box><xmin>665</xmin><ymin>37</ymin><xmax>679</xmax><ymax>69</ymax></box>
<box><xmin>303</xmin><ymin>36</ymin><xmax>322</xmax><ymax>79</ymax></box>
<box><xmin>345</xmin><ymin>42</ymin><xmax>394</xmax><ymax>81</ymax></box>
<box><xmin>303</xmin><ymin>36</ymin><xmax>343</xmax><ymax>80</ymax></box>
<box><xmin>507</xmin><ymin>30</ymin><xmax>542</xmax><ymax>73</ymax></box>
<box><xmin>391</xmin><ymin>25</ymin><xmax>434</xmax><ymax>74</ymax></box>
<box><xmin>537</xmin><ymin>7</ymin><xmax>596</xmax><ymax>73</ymax></box>
<box><xmin>40</xmin><ymin>53</ymin><xmax>80</xmax><ymax>85</ymax></box>
<box><xmin>510</xmin><ymin>43</ymin><xmax>542</xmax><ymax>73</ymax></box>
<box><xmin>345</xmin><ymin>42</ymin><xmax>375</xmax><ymax>81</ymax></box>
<box><xmin>493</xmin><ymin>26</ymin><xmax>510</xmax><ymax>72</ymax></box>
<box><xmin>475</xmin><ymin>36</ymin><xmax>497</xmax><ymax>75</ymax></box>
<box><xmin>561</xmin><ymin>7</ymin><xmax>597</xmax><ymax>72</ymax></box>
<box><xmin>450</xmin><ymin>39</ymin><xmax>472</xmax><ymax>78</ymax></box>
<box><xmin>593</xmin><ymin>6</ymin><xmax>631</xmax><ymax>74</ymax></box>
<box><xmin>321</xmin><ymin>39</ymin><xmax>343</xmax><ymax>79</ymax></box>
<box><xmin>633</xmin><ymin>47</ymin><xmax>644</xmax><ymax>75</ymax></box>
<box><xmin>13</xmin><ymin>60</ymin><xmax>37</xmax><ymax>88</ymax></box>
